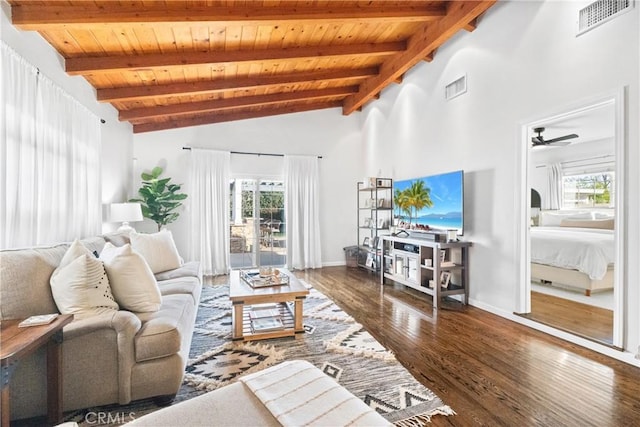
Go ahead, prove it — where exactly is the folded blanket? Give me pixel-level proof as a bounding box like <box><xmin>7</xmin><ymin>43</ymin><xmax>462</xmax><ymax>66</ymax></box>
<box><xmin>239</xmin><ymin>360</ymin><xmax>392</xmax><ymax>427</ymax></box>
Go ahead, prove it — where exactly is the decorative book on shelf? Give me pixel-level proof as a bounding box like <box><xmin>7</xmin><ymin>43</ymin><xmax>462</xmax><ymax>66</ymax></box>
<box><xmin>19</xmin><ymin>313</ymin><xmax>58</xmax><ymax>327</ymax></box>
<box><xmin>241</xmin><ymin>269</ymin><xmax>289</xmax><ymax>288</ymax></box>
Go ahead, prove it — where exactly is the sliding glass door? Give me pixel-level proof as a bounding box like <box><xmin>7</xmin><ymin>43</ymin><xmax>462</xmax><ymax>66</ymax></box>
<box><xmin>229</xmin><ymin>179</ymin><xmax>285</xmax><ymax>269</ymax></box>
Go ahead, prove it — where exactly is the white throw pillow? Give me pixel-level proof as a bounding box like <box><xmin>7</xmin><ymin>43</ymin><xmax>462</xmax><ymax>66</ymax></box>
<box><xmin>50</xmin><ymin>241</ymin><xmax>119</xmax><ymax>320</ymax></box>
<box><xmin>130</xmin><ymin>230</ymin><xmax>182</xmax><ymax>274</ymax></box>
<box><xmin>100</xmin><ymin>243</ymin><xmax>162</xmax><ymax>312</ymax></box>
<box><xmin>59</xmin><ymin>239</ymin><xmax>94</xmax><ymax>268</ymax></box>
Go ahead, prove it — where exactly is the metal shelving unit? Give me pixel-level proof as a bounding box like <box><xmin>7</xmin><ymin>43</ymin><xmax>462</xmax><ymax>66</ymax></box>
<box><xmin>357</xmin><ymin>178</ymin><xmax>393</xmax><ymax>272</ymax></box>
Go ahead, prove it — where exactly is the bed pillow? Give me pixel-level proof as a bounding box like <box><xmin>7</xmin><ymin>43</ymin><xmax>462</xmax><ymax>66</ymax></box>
<box><xmin>130</xmin><ymin>230</ymin><xmax>182</xmax><ymax>274</ymax></box>
<box><xmin>50</xmin><ymin>240</ymin><xmax>119</xmax><ymax>319</ymax></box>
<box><xmin>100</xmin><ymin>243</ymin><xmax>162</xmax><ymax>312</ymax></box>
<box><xmin>593</xmin><ymin>211</ymin><xmax>615</xmax><ymax>219</ymax></box>
<box><xmin>560</xmin><ymin>218</ymin><xmax>614</xmax><ymax>230</ymax></box>
<box><xmin>538</xmin><ymin>211</ymin><xmax>592</xmax><ymax>227</ymax></box>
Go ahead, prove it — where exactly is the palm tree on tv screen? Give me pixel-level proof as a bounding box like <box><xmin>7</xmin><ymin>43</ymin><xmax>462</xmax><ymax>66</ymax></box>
<box><xmin>394</xmin><ymin>189</ymin><xmax>411</xmax><ymax>222</ymax></box>
<box><xmin>405</xmin><ymin>180</ymin><xmax>433</xmax><ymax>224</ymax></box>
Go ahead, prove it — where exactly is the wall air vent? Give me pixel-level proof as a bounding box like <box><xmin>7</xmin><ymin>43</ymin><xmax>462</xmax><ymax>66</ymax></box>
<box><xmin>577</xmin><ymin>0</ymin><xmax>633</xmax><ymax>35</ymax></box>
<box><xmin>445</xmin><ymin>74</ymin><xmax>467</xmax><ymax>101</ymax></box>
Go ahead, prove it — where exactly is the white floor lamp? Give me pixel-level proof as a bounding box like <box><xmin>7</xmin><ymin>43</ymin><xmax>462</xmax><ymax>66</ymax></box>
<box><xmin>110</xmin><ymin>203</ymin><xmax>143</xmax><ymax>232</ymax></box>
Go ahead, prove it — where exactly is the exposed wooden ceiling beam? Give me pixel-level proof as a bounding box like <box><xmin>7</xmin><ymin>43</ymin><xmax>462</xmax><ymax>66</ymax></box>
<box><xmin>423</xmin><ymin>49</ymin><xmax>437</xmax><ymax>62</ymax></box>
<box><xmin>342</xmin><ymin>1</ymin><xmax>496</xmax><ymax>115</ymax></box>
<box><xmin>121</xmin><ymin>86</ymin><xmax>357</xmax><ymax>121</ymax></box>
<box><xmin>464</xmin><ymin>18</ymin><xmax>479</xmax><ymax>32</ymax></box>
<box><xmin>98</xmin><ymin>67</ymin><xmax>378</xmax><ymax>103</ymax></box>
<box><xmin>66</xmin><ymin>42</ymin><xmax>405</xmax><ymax>75</ymax></box>
<box><xmin>133</xmin><ymin>100</ymin><xmax>343</xmax><ymax>134</ymax></box>
<box><xmin>11</xmin><ymin>3</ymin><xmax>446</xmax><ymax>30</ymax></box>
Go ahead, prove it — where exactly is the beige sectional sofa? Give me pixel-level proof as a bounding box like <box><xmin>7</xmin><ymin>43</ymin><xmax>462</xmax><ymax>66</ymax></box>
<box><xmin>0</xmin><ymin>233</ymin><xmax>202</xmax><ymax>421</ymax></box>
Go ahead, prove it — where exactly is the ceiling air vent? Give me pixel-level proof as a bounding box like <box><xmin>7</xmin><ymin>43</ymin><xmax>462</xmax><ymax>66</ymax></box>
<box><xmin>445</xmin><ymin>74</ymin><xmax>467</xmax><ymax>101</ymax></box>
<box><xmin>577</xmin><ymin>0</ymin><xmax>633</xmax><ymax>35</ymax></box>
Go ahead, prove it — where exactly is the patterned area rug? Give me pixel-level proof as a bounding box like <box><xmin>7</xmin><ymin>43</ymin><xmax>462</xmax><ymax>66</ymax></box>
<box><xmin>65</xmin><ymin>283</ymin><xmax>453</xmax><ymax>426</ymax></box>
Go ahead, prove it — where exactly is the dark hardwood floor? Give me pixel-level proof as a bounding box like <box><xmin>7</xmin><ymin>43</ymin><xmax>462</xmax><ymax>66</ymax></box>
<box><xmin>525</xmin><ymin>291</ymin><xmax>614</xmax><ymax>345</ymax></box>
<box><xmin>291</xmin><ymin>266</ymin><xmax>640</xmax><ymax>427</ymax></box>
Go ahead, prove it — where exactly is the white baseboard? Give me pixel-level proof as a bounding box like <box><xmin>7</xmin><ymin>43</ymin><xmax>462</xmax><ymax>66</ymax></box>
<box><xmin>468</xmin><ymin>298</ymin><xmax>640</xmax><ymax>368</ymax></box>
<box><xmin>322</xmin><ymin>261</ymin><xmax>346</xmax><ymax>267</ymax></box>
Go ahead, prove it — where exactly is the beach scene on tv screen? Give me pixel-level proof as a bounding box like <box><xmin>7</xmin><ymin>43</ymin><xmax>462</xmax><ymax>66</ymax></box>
<box><xmin>394</xmin><ymin>170</ymin><xmax>463</xmax><ymax>233</ymax></box>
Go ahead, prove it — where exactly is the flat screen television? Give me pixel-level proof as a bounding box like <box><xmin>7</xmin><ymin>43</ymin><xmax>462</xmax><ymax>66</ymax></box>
<box><xmin>394</xmin><ymin>170</ymin><xmax>464</xmax><ymax>235</ymax></box>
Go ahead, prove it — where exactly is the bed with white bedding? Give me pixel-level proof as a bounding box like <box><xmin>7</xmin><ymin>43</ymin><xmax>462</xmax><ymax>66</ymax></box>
<box><xmin>530</xmin><ymin>222</ymin><xmax>615</xmax><ymax>296</ymax></box>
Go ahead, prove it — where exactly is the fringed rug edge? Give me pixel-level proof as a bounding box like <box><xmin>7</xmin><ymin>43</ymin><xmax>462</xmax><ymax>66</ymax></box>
<box><xmin>386</xmin><ymin>404</ymin><xmax>456</xmax><ymax>426</ymax></box>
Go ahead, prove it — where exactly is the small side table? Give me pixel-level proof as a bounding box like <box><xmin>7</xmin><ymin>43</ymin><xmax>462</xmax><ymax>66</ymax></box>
<box><xmin>1</xmin><ymin>314</ymin><xmax>73</xmax><ymax>426</ymax></box>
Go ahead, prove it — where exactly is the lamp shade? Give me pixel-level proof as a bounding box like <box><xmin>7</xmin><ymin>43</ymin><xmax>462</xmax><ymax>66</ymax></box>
<box><xmin>110</xmin><ymin>203</ymin><xmax>143</xmax><ymax>222</ymax></box>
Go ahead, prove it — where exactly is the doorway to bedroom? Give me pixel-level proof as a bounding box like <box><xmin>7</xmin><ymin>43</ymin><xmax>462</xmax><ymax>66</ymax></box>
<box><xmin>517</xmin><ymin>91</ymin><xmax>625</xmax><ymax>348</ymax></box>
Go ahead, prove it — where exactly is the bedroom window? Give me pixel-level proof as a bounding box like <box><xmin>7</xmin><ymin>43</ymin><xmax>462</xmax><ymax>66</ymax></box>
<box><xmin>562</xmin><ymin>172</ymin><xmax>614</xmax><ymax>208</ymax></box>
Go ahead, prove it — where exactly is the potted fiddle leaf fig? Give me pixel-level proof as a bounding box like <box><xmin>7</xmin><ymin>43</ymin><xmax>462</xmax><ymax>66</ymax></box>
<box><xmin>130</xmin><ymin>166</ymin><xmax>188</xmax><ymax>231</ymax></box>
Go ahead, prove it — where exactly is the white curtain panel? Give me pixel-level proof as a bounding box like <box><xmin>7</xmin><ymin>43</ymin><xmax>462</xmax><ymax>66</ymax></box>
<box><xmin>188</xmin><ymin>148</ymin><xmax>230</xmax><ymax>275</ymax></box>
<box><xmin>284</xmin><ymin>155</ymin><xmax>322</xmax><ymax>270</ymax></box>
<box><xmin>545</xmin><ymin>163</ymin><xmax>563</xmax><ymax>210</ymax></box>
<box><xmin>1</xmin><ymin>43</ymin><xmax>101</xmax><ymax>249</ymax></box>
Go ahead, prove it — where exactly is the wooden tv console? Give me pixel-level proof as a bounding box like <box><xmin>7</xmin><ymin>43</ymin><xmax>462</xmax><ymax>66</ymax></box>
<box><xmin>380</xmin><ymin>235</ymin><xmax>471</xmax><ymax>309</ymax></box>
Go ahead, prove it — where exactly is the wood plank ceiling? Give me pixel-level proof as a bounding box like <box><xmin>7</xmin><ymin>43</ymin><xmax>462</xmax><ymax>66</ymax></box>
<box><xmin>9</xmin><ymin>1</ymin><xmax>497</xmax><ymax>133</ymax></box>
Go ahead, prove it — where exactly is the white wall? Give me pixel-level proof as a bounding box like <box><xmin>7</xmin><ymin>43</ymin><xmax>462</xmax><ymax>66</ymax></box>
<box><xmin>1</xmin><ymin>2</ymin><xmax>133</xmax><ymax>233</ymax></box>
<box><xmin>359</xmin><ymin>1</ymin><xmax>639</xmax><ymax>356</ymax></box>
<box><xmin>132</xmin><ymin>107</ymin><xmax>363</xmax><ymax>266</ymax></box>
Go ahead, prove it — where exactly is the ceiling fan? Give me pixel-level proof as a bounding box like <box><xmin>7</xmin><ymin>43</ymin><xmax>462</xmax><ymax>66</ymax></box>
<box><xmin>531</xmin><ymin>127</ymin><xmax>579</xmax><ymax>147</ymax></box>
